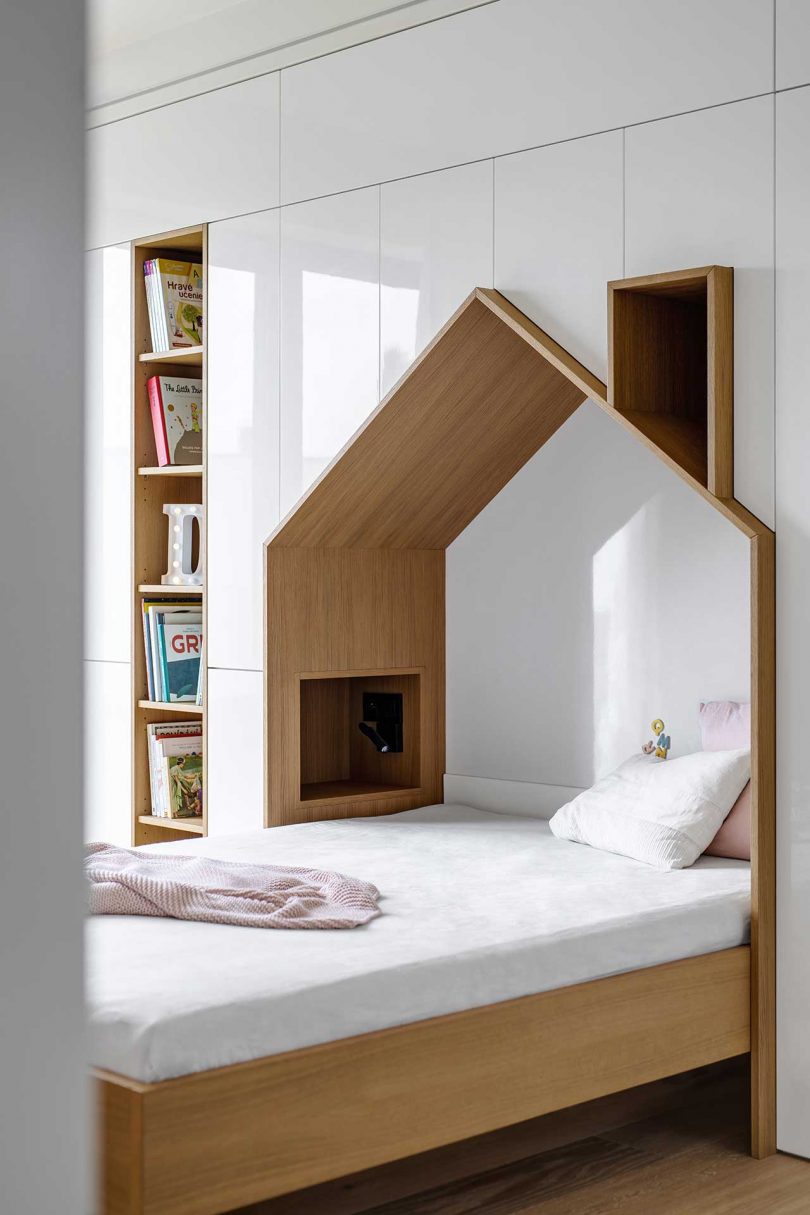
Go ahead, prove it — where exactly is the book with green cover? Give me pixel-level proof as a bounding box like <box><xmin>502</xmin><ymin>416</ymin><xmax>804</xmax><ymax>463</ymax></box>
<box><xmin>166</xmin><ymin>752</ymin><xmax>203</xmax><ymax>819</ymax></box>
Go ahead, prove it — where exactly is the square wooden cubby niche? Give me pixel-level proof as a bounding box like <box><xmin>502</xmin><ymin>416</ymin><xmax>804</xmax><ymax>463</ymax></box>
<box><xmin>299</xmin><ymin>671</ymin><xmax>421</xmax><ymax>805</ymax></box>
<box><xmin>608</xmin><ymin>266</ymin><xmax>733</xmax><ymax>496</ymax></box>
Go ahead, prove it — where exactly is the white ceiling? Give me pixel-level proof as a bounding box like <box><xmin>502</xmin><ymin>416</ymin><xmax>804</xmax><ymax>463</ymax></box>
<box><xmin>86</xmin><ymin>0</ymin><xmax>493</xmax><ymax>119</ymax></box>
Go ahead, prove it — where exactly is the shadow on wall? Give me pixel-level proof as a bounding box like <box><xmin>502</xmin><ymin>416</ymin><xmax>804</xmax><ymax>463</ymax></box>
<box><xmin>446</xmin><ymin>400</ymin><xmax>750</xmax><ymax>790</ymax></box>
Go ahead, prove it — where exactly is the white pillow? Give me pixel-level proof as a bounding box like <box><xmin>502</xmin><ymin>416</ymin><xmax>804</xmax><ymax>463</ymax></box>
<box><xmin>548</xmin><ymin>749</ymin><xmax>751</xmax><ymax>870</ymax></box>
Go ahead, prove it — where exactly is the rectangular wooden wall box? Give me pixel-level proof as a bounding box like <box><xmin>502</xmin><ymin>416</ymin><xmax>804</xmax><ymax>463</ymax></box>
<box><xmin>608</xmin><ymin>265</ymin><xmax>733</xmax><ymax>498</ymax></box>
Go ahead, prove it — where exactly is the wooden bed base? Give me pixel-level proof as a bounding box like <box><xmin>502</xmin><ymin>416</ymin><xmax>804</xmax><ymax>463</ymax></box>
<box><xmin>97</xmin><ymin>270</ymin><xmax>774</xmax><ymax>1214</ymax></box>
<box><xmin>96</xmin><ymin>947</ymin><xmax>750</xmax><ymax>1215</ymax></box>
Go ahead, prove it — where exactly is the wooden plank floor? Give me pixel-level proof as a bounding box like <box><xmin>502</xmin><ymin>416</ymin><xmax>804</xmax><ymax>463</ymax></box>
<box><xmin>232</xmin><ymin>1060</ymin><xmax>810</xmax><ymax>1215</ymax></box>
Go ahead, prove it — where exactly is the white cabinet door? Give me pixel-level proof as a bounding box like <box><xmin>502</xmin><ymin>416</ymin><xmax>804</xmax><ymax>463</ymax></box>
<box><xmin>84</xmin><ymin>660</ymin><xmax>131</xmax><ymax>844</ymax></box>
<box><xmin>280</xmin><ymin>0</ymin><xmax>772</xmax><ymax>204</ymax></box>
<box><xmin>208</xmin><ymin>209</ymin><xmax>280</xmax><ymax>673</ymax></box>
<box><xmin>495</xmin><ymin>131</ymin><xmax>623</xmax><ymax>381</ymax></box>
<box><xmin>280</xmin><ymin>187</ymin><xmax>379</xmax><ymax>517</ymax></box>
<box><xmin>777</xmin><ymin>0</ymin><xmax>810</xmax><ymax>88</ymax></box>
<box><xmin>84</xmin><ymin>245</ymin><xmax>131</xmax><ymax>663</ymax></box>
<box><xmin>625</xmin><ymin>95</ymin><xmax>775</xmax><ymax>528</ymax></box>
<box><xmin>775</xmin><ymin>84</ymin><xmax>810</xmax><ymax>1160</ymax></box>
<box><xmin>87</xmin><ymin>73</ymin><xmax>280</xmax><ymax>248</ymax></box>
<box><xmin>206</xmin><ymin>668</ymin><xmax>264</xmax><ymax>835</ymax></box>
<box><xmin>380</xmin><ymin>160</ymin><xmax>493</xmax><ymax>397</ymax></box>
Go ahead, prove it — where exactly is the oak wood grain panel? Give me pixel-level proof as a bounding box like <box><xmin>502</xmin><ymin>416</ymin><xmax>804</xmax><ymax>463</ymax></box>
<box><xmin>298</xmin><ymin>677</ymin><xmax>351</xmax><ymax>786</ymax></box>
<box><xmin>103</xmin><ymin>949</ymin><xmax>748</xmax><ymax>1215</ymax></box>
<box><xmin>611</xmin><ymin>290</ymin><xmax>707</xmax><ymax>423</ymax></box>
<box><xmin>607</xmin><ymin>265</ymin><xmax>734</xmax><ymax>499</ymax></box>
<box><xmin>298</xmin><ymin>780</ymin><xmax>419</xmax><ymax>803</ymax></box>
<box><xmin>266</xmin><ymin>548</ymin><xmax>443</xmax><ymax>825</ymax></box>
<box><xmin>232</xmin><ymin>1063</ymin><xmax>749</xmax><ymax>1215</ymax></box>
<box><xmin>750</xmin><ymin>528</ymin><xmax>776</xmax><ymax>1157</ymax></box>
<box><xmin>268</xmin><ymin>293</ymin><xmax>588</xmax><ymax>550</ymax></box>
<box><xmin>707</xmin><ymin>265</ymin><xmax>734</xmax><ymax>499</ymax></box>
<box><xmin>97</xmin><ymin>1075</ymin><xmax>144</xmax><ymax>1215</ymax></box>
<box><xmin>614</xmin><ymin>411</ymin><xmax>708</xmax><ymax>485</ymax></box>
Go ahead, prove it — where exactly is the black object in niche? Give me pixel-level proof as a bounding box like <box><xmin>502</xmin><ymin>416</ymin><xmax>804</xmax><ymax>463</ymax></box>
<box><xmin>358</xmin><ymin>691</ymin><xmax>403</xmax><ymax>753</ymax></box>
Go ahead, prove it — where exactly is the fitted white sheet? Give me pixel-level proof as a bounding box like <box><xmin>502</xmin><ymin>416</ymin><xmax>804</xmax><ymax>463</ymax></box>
<box><xmin>87</xmin><ymin>804</ymin><xmax>750</xmax><ymax>1083</ymax></box>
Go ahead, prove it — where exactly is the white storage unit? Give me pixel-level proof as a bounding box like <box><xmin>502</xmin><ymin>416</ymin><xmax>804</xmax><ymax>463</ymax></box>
<box><xmin>494</xmin><ymin>130</ymin><xmax>623</xmax><ymax>381</ymax></box>
<box><xmin>625</xmin><ymin>95</ymin><xmax>775</xmax><ymax>528</ymax></box>
<box><xmin>206</xmin><ymin>668</ymin><xmax>264</xmax><ymax>835</ymax></box>
<box><xmin>208</xmin><ymin>209</ymin><xmax>281</xmax><ymax>674</ymax></box>
<box><xmin>87</xmin><ymin>72</ymin><xmax>281</xmax><ymax>248</ymax></box>
<box><xmin>279</xmin><ymin>0</ymin><xmax>772</xmax><ymax>204</ymax></box>
<box><xmin>775</xmin><ymin>82</ymin><xmax>810</xmax><ymax>1159</ymax></box>
<box><xmin>84</xmin><ymin>659</ymin><xmax>132</xmax><ymax>844</ymax></box>
<box><xmin>380</xmin><ymin>160</ymin><xmax>493</xmax><ymax>396</ymax></box>
<box><xmin>84</xmin><ymin>244</ymin><xmax>131</xmax><ymax>663</ymax></box>
<box><xmin>279</xmin><ymin>187</ymin><xmax>380</xmax><ymax>517</ymax></box>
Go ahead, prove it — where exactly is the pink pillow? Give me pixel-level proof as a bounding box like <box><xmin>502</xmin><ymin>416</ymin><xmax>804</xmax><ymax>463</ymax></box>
<box><xmin>699</xmin><ymin>701</ymin><xmax>751</xmax><ymax>860</ymax></box>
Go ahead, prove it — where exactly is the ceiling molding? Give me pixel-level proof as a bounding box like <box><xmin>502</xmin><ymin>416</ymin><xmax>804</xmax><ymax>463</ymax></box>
<box><xmin>87</xmin><ymin>0</ymin><xmax>496</xmax><ymax>129</ymax></box>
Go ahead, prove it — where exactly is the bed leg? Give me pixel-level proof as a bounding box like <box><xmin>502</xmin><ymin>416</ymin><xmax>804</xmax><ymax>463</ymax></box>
<box><xmin>97</xmin><ymin>1076</ymin><xmax>145</xmax><ymax>1214</ymax></box>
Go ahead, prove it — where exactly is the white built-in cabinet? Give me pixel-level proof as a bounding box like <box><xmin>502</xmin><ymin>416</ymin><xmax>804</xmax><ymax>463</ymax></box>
<box><xmin>206</xmin><ymin>669</ymin><xmax>264</xmax><ymax>836</ymax></box>
<box><xmin>625</xmin><ymin>95</ymin><xmax>775</xmax><ymax>529</ymax></box>
<box><xmin>380</xmin><ymin>160</ymin><xmax>493</xmax><ymax>395</ymax></box>
<box><xmin>494</xmin><ymin>131</ymin><xmax>623</xmax><ymax>381</ymax></box>
<box><xmin>207</xmin><ymin>210</ymin><xmax>280</xmax><ymax>674</ymax></box>
<box><xmin>279</xmin><ymin>187</ymin><xmax>380</xmax><ymax>517</ymax></box>
<box><xmin>84</xmin><ymin>245</ymin><xmax>132</xmax><ymax>843</ymax></box>
<box><xmin>279</xmin><ymin>0</ymin><xmax>772</xmax><ymax>204</ymax></box>
<box><xmin>86</xmin><ymin>73</ymin><xmax>281</xmax><ymax>249</ymax></box>
<box><xmin>206</xmin><ymin>211</ymin><xmax>280</xmax><ymax>832</ymax></box>
<box><xmin>776</xmin><ymin>0</ymin><xmax>810</xmax><ymax>89</ymax></box>
<box><xmin>84</xmin><ymin>660</ymin><xmax>132</xmax><ymax>844</ymax></box>
<box><xmin>775</xmin><ymin>82</ymin><xmax>810</xmax><ymax>1158</ymax></box>
<box><xmin>84</xmin><ymin>244</ymin><xmax>131</xmax><ymax>664</ymax></box>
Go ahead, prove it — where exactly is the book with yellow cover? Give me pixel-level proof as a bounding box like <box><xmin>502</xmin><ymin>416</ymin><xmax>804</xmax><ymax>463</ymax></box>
<box><xmin>144</xmin><ymin>258</ymin><xmax>203</xmax><ymax>350</ymax></box>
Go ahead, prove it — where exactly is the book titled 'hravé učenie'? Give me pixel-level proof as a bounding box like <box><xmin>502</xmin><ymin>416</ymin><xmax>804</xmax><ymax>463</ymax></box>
<box><xmin>143</xmin><ymin>258</ymin><xmax>203</xmax><ymax>352</ymax></box>
<box><xmin>148</xmin><ymin>376</ymin><xmax>203</xmax><ymax>466</ymax></box>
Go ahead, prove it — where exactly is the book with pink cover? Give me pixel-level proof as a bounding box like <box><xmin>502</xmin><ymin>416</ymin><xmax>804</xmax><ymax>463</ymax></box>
<box><xmin>148</xmin><ymin>375</ymin><xmax>203</xmax><ymax>466</ymax></box>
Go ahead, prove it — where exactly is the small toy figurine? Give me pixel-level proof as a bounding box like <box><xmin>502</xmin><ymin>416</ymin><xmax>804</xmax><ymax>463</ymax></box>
<box><xmin>642</xmin><ymin>718</ymin><xmax>671</xmax><ymax>759</ymax></box>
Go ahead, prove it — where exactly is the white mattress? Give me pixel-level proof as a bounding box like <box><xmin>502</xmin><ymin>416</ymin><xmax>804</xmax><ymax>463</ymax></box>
<box><xmin>87</xmin><ymin>804</ymin><xmax>750</xmax><ymax>1083</ymax></box>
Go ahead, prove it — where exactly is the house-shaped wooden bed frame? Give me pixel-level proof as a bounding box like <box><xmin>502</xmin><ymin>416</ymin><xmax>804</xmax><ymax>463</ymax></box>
<box><xmin>97</xmin><ymin>268</ymin><xmax>775</xmax><ymax>1215</ymax></box>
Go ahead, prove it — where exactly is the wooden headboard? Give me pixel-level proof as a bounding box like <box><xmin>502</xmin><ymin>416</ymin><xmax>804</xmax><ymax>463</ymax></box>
<box><xmin>263</xmin><ymin>275</ymin><xmax>774</xmax><ymax>1150</ymax></box>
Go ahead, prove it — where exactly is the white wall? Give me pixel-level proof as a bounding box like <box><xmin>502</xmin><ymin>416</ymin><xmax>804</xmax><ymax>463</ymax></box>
<box><xmin>1</xmin><ymin>0</ymin><xmax>87</xmax><ymax>1210</ymax></box>
<box><xmin>87</xmin><ymin>0</ymin><xmax>810</xmax><ymax>1156</ymax></box>
<box><xmin>775</xmin><ymin>81</ymin><xmax>810</xmax><ymax>1160</ymax></box>
<box><xmin>447</xmin><ymin>403</ymin><xmax>750</xmax><ymax>790</ymax></box>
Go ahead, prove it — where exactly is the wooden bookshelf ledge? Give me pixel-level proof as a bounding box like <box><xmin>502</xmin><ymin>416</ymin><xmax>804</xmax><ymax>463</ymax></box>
<box><xmin>137</xmin><ymin>815</ymin><xmax>205</xmax><ymax>835</ymax></box>
<box><xmin>138</xmin><ymin>346</ymin><xmax>203</xmax><ymax>365</ymax></box>
<box><xmin>138</xmin><ymin>465</ymin><xmax>203</xmax><ymax>477</ymax></box>
<box><xmin>138</xmin><ymin>584</ymin><xmax>203</xmax><ymax>596</ymax></box>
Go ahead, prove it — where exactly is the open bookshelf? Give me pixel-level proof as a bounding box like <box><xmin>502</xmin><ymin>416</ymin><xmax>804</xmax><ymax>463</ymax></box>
<box><xmin>131</xmin><ymin>224</ymin><xmax>207</xmax><ymax>845</ymax></box>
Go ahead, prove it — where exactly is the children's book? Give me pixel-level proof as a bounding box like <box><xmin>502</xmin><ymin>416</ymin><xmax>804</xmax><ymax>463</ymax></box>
<box><xmin>161</xmin><ymin>614</ymin><xmax>203</xmax><ymax>702</ymax></box>
<box><xmin>148</xmin><ymin>376</ymin><xmax>203</xmax><ymax>466</ymax></box>
<box><xmin>151</xmin><ymin>259</ymin><xmax>203</xmax><ymax>350</ymax></box>
<box><xmin>142</xmin><ymin>601</ymin><xmax>201</xmax><ymax>703</ymax></box>
<box><xmin>146</xmin><ymin>722</ymin><xmax>202</xmax><ymax>817</ymax></box>
<box><xmin>166</xmin><ymin>751</ymin><xmax>203</xmax><ymax>818</ymax></box>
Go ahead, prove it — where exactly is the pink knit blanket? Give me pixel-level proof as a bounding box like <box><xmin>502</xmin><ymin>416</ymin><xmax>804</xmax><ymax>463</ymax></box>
<box><xmin>85</xmin><ymin>842</ymin><xmax>381</xmax><ymax>929</ymax></box>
